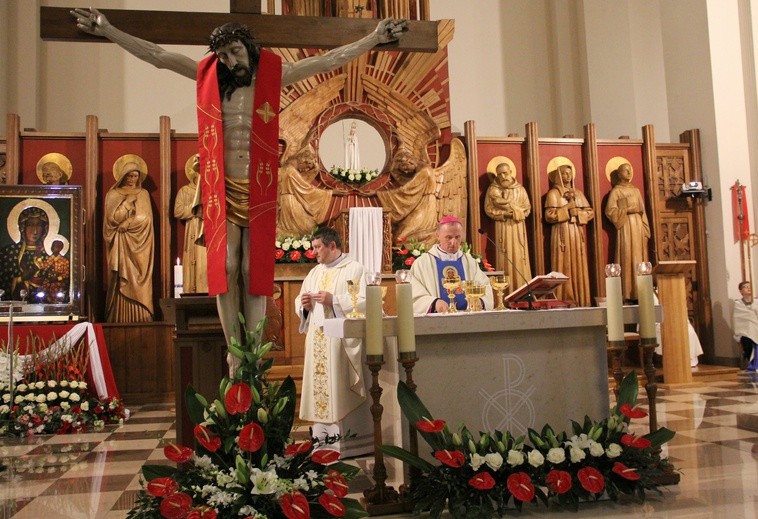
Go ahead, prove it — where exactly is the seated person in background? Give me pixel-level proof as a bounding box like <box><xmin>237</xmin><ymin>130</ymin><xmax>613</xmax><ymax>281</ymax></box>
<box><xmin>732</xmin><ymin>281</ymin><xmax>758</xmax><ymax>371</ymax></box>
<box><xmin>409</xmin><ymin>215</ymin><xmax>493</xmax><ymax>314</ymax></box>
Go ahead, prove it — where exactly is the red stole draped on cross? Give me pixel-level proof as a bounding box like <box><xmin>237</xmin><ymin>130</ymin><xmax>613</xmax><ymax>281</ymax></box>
<box><xmin>196</xmin><ymin>50</ymin><xmax>281</xmax><ymax>296</ymax></box>
<box><xmin>732</xmin><ymin>182</ymin><xmax>751</xmax><ymax>242</ymax></box>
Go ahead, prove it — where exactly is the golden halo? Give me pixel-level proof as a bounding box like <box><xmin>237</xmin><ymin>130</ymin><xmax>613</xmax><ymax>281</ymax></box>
<box><xmin>36</xmin><ymin>153</ymin><xmax>73</xmax><ymax>184</ymax></box>
<box><xmin>486</xmin><ymin>156</ymin><xmax>517</xmax><ymax>177</ymax></box>
<box><xmin>605</xmin><ymin>156</ymin><xmax>632</xmax><ymax>183</ymax></box>
<box><xmin>6</xmin><ymin>198</ymin><xmax>63</xmax><ymax>255</ymax></box>
<box><xmin>184</xmin><ymin>154</ymin><xmax>200</xmax><ymax>182</ymax></box>
<box><xmin>546</xmin><ymin>156</ymin><xmax>575</xmax><ymax>178</ymax></box>
<box><xmin>112</xmin><ymin>154</ymin><xmax>148</xmax><ymax>184</ymax></box>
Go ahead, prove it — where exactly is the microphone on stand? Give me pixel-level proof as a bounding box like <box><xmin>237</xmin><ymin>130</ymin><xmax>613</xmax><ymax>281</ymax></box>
<box><xmin>477</xmin><ymin>228</ymin><xmax>535</xmax><ymax>310</ymax></box>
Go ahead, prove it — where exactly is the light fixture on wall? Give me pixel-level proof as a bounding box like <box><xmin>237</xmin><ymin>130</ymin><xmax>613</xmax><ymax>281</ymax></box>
<box><xmin>679</xmin><ymin>181</ymin><xmax>712</xmax><ymax>201</ymax></box>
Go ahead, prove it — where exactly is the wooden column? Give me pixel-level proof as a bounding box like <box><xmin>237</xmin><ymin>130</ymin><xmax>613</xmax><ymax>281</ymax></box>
<box><xmin>525</xmin><ymin>122</ymin><xmax>544</xmax><ymax>274</ymax></box>
<box><xmin>583</xmin><ymin>123</ymin><xmax>603</xmax><ymax>297</ymax></box>
<box><xmin>655</xmin><ymin>261</ymin><xmax>695</xmax><ymax>384</ymax></box>
<box><xmin>463</xmin><ymin>122</ymin><xmax>482</xmax><ymax>256</ymax></box>
<box><xmin>159</xmin><ymin>116</ymin><xmax>173</xmax><ymax>305</ymax></box>
<box><xmin>85</xmin><ymin>115</ymin><xmax>100</xmax><ymax>321</ymax></box>
<box><xmin>5</xmin><ymin>114</ymin><xmax>20</xmax><ymax>185</ymax></box>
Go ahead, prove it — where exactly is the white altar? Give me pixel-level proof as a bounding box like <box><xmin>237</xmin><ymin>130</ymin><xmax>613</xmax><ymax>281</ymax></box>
<box><xmin>324</xmin><ymin>306</ymin><xmax>653</xmax><ymax>447</ymax></box>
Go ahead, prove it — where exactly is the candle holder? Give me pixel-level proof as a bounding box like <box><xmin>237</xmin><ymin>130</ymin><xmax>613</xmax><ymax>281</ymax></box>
<box><xmin>639</xmin><ymin>337</ymin><xmax>659</xmax><ymax>433</ymax></box>
<box><xmin>398</xmin><ymin>350</ymin><xmax>421</xmax><ymax>484</ymax></box>
<box><xmin>395</xmin><ymin>269</ymin><xmax>410</xmax><ymax>284</ymax></box>
<box><xmin>363</xmin><ymin>355</ymin><xmax>403</xmax><ymax>515</ymax></box>
<box><xmin>346</xmin><ymin>279</ymin><xmax>364</xmax><ymax>318</ymax></box>
<box><xmin>606</xmin><ymin>339</ymin><xmax>627</xmax><ymax>400</ymax></box>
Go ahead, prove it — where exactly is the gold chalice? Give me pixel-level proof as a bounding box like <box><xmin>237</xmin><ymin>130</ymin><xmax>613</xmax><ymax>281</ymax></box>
<box><xmin>490</xmin><ymin>274</ymin><xmax>510</xmax><ymax>311</ymax></box>
<box><xmin>462</xmin><ymin>280</ymin><xmax>486</xmax><ymax>312</ymax></box>
<box><xmin>441</xmin><ymin>274</ymin><xmax>461</xmax><ymax>313</ymax></box>
<box><xmin>346</xmin><ymin>279</ymin><xmax>364</xmax><ymax>318</ymax></box>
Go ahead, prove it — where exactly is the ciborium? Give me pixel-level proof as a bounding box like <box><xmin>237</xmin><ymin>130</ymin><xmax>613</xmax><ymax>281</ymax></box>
<box><xmin>346</xmin><ymin>279</ymin><xmax>364</xmax><ymax>318</ymax></box>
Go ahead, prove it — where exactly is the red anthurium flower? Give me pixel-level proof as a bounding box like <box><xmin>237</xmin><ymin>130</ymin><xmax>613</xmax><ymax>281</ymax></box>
<box><xmin>312</xmin><ymin>449</ymin><xmax>341</xmax><ymax>465</ymax></box>
<box><xmin>612</xmin><ymin>462</ymin><xmax>641</xmax><ymax>481</ymax></box>
<box><xmin>619</xmin><ymin>403</ymin><xmax>648</xmax><ymax>419</ymax></box>
<box><xmin>416</xmin><ymin>418</ymin><xmax>446</xmax><ymax>433</ymax></box>
<box><xmin>469</xmin><ymin>471</ymin><xmax>496</xmax><ymax>490</ymax></box>
<box><xmin>275</xmin><ymin>249</ymin><xmax>285</xmax><ymax>260</ymax></box>
<box><xmin>281</xmin><ymin>491</ymin><xmax>310</xmax><ymax>519</ymax></box>
<box><xmin>305</xmin><ymin>249</ymin><xmax>316</xmax><ymax>259</ymax></box>
<box><xmin>324</xmin><ymin>470</ymin><xmax>349</xmax><ymax>498</ymax></box>
<box><xmin>194</xmin><ymin>424</ymin><xmax>221</xmax><ymax>452</ymax></box>
<box><xmin>621</xmin><ymin>433</ymin><xmax>652</xmax><ymax>449</ymax></box>
<box><xmin>578</xmin><ymin>466</ymin><xmax>605</xmax><ymax>494</ymax></box>
<box><xmin>163</xmin><ymin>443</ymin><xmax>194</xmax><ymax>463</ymax></box>
<box><xmin>318</xmin><ymin>493</ymin><xmax>346</xmax><ymax>517</ymax></box>
<box><xmin>285</xmin><ymin>440</ymin><xmax>313</xmax><ymax>457</ymax></box>
<box><xmin>187</xmin><ymin>507</ymin><xmax>217</xmax><ymax>519</ymax></box>
<box><xmin>224</xmin><ymin>382</ymin><xmax>253</xmax><ymax>415</ymax></box>
<box><xmin>545</xmin><ymin>469</ymin><xmax>572</xmax><ymax>494</ymax></box>
<box><xmin>397</xmin><ymin>236</ymin><xmax>407</xmax><ymax>244</ymax></box>
<box><xmin>239</xmin><ymin>422</ymin><xmax>265</xmax><ymax>452</ymax></box>
<box><xmin>434</xmin><ymin>449</ymin><xmax>465</xmax><ymax>468</ymax></box>
<box><xmin>289</xmin><ymin>250</ymin><xmax>302</xmax><ymax>261</ymax></box>
<box><xmin>404</xmin><ymin>257</ymin><xmax>415</xmax><ymax>266</ymax></box>
<box><xmin>398</xmin><ymin>248</ymin><xmax>409</xmax><ymax>256</ymax></box>
<box><xmin>159</xmin><ymin>492</ymin><xmax>193</xmax><ymax>519</ymax></box>
<box><xmin>507</xmin><ymin>472</ymin><xmax>535</xmax><ymax>502</ymax></box>
<box><xmin>146</xmin><ymin>477</ymin><xmax>179</xmax><ymax>497</ymax></box>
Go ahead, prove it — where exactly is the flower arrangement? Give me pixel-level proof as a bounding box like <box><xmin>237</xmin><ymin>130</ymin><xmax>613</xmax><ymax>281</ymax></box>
<box><xmin>0</xmin><ymin>379</ymin><xmax>125</xmax><ymax>436</ymax></box>
<box><xmin>127</xmin><ymin>319</ymin><xmax>367</xmax><ymax>519</ymax></box>
<box><xmin>328</xmin><ymin>165</ymin><xmax>380</xmax><ymax>186</ymax></box>
<box><xmin>461</xmin><ymin>242</ymin><xmax>495</xmax><ymax>272</ymax></box>
<box><xmin>1</xmin><ymin>332</ymin><xmax>126</xmax><ymax>436</ymax></box>
<box><xmin>392</xmin><ymin>236</ymin><xmax>428</xmax><ymax>271</ymax></box>
<box><xmin>275</xmin><ymin>235</ymin><xmax>317</xmax><ymax>264</ymax></box>
<box><xmin>392</xmin><ymin>238</ymin><xmax>495</xmax><ymax>272</ymax></box>
<box><xmin>383</xmin><ymin>371</ymin><xmax>676</xmax><ymax>516</ymax></box>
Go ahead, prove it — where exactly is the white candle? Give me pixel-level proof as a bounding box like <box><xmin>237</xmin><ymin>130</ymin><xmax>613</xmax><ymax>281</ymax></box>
<box><xmin>365</xmin><ymin>284</ymin><xmax>383</xmax><ymax>356</ymax></box>
<box><xmin>174</xmin><ymin>258</ymin><xmax>184</xmax><ymax>298</ymax></box>
<box><xmin>636</xmin><ymin>263</ymin><xmax>656</xmax><ymax>340</ymax></box>
<box><xmin>395</xmin><ymin>282</ymin><xmax>416</xmax><ymax>354</ymax></box>
<box><xmin>605</xmin><ymin>266</ymin><xmax>624</xmax><ymax>342</ymax></box>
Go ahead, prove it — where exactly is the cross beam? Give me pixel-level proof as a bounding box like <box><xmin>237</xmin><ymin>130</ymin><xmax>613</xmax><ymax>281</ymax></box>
<box><xmin>40</xmin><ymin>7</ymin><xmax>440</xmax><ymax>52</ymax></box>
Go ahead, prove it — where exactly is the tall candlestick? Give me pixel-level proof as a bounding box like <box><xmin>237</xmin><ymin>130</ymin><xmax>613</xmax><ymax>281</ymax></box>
<box><xmin>365</xmin><ymin>282</ymin><xmax>384</xmax><ymax>357</ymax></box>
<box><xmin>605</xmin><ymin>264</ymin><xmax>624</xmax><ymax>342</ymax></box>
<box><xmin>636</xmin><ymin>262</ymin><xmax>656</xmax><ymax>339</ymax></box>
<box><xmin>395</xmin><ymin>270</ymin><xmax>416</xmax><ymax>354</ymax></box>
<box><xmin>174</xmin><ymin>258</ymin><xmax>183</xmax><ymax>298</ymax></box>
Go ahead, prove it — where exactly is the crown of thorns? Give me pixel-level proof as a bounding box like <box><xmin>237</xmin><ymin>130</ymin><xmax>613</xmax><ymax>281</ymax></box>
<box><xmin>208</xmin><ymin>24</ymin><xmax>254</xmax><ymax>52</ymax></box>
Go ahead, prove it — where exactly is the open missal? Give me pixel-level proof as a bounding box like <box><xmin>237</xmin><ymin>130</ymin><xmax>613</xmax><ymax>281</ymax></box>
<box><xmin>503</xmin><ymin>271</ymin><xmax>570</xmax><ymax>309</ymax></box>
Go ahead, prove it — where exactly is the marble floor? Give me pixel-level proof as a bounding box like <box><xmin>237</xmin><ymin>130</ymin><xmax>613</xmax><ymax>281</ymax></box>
<box><xmin>1</xmin><ymin>371</ymin><xmax>757</xmax><ymax>519</ymax></box>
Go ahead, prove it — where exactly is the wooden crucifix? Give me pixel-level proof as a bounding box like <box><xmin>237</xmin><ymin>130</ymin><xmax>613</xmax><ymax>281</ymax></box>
<box><xmin>40</xmin><ymin>4</ymin><xmax>439</xmax><ymax>52</ymax></box>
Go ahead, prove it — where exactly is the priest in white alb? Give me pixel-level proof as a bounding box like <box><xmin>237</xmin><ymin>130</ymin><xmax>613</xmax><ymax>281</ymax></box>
<box><xmin>409</xmin><ymin>215</ymin><xmax>494</xmax><ymax>314</ymax></box>
<box><xmin>296</xmin><ymin>227</ymin><xmax>367</xmax><ymax>448</ymax></box>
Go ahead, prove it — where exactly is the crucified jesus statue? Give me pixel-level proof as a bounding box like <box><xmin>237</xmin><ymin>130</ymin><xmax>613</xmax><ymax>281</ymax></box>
<box><xmin>71</xmin><ymin>7</ymin><xmax>407</xmax><ymax>376</ymax></box>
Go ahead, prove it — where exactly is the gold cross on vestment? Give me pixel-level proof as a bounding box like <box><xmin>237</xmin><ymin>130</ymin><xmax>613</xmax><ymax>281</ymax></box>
<box><xmin>256</xmin><ymin>102</ymin><xmax>276</xmax><ymax>124</ymax></box>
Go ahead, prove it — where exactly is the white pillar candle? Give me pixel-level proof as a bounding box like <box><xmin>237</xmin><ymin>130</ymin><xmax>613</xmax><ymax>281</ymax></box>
<box><xmin>174</xmin><ymin>258</ymin><xmax>184</xmax><ymax>298</ymax></box>
<box><xmin>605</xmin><ymin>265</ymin><xmax>624</xmax><ymax>342</ymax></box>
<box><xmin>636</xmin><ymin>262</ymin><xmax>656</xmax><ymax>340</ymax></box>
<box><xmin>395</xmin><ymin>282</ymin><xmax>416</xmax><ymax>354</ymax></box>
<box><xmin>365</xmin><ymin>284</ymin><xmax>383</xmax><ymax>356</ymax></box>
